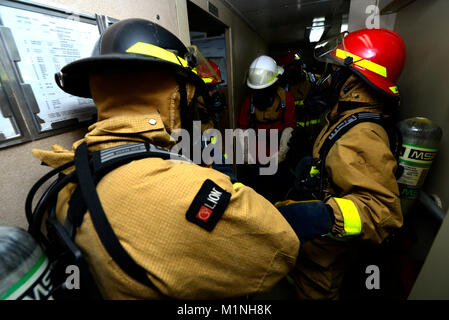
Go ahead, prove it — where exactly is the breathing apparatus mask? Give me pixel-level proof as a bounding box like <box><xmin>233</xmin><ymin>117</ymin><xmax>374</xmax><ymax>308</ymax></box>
<box><xmin>285</xmin><ymin>61</ymin><xmax>306</xmax><ymax>84</ymax></box>
<box><xmin>205</xmin><ymin>84</ymin><xmax>227</xmax><ymax>114</ymax></box>
<box><xmin>251</xmin><ymin>85</ymin><xmax>278</xmax><ymax>111</ymax></box>
<box><xmin>305</xmin><ymin>64</ymin><xmax>352</xmax><ymax>114</ymax></box>
<box><xmin>303</xmin><ymin>32</ymin><xmax>356</xmax><ymax>115</ymax></box>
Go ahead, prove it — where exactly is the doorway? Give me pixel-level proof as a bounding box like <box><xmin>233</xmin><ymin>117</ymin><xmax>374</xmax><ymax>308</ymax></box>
<box><xmin>186</xmin><ymin>1</ymin><xmax>232</xmax><ymax>133</ymax></box>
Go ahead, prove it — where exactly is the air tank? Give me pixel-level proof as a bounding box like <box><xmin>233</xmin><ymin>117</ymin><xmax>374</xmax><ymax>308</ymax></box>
<box><xmin>397</xmin><ymin>117</ymin><xmax>443</xmax><ymax>215</ymax></box>
<box><xmin>0</xmin><ymin>227</ymin><xmax>53</xmax><ymax>300</ymax></box>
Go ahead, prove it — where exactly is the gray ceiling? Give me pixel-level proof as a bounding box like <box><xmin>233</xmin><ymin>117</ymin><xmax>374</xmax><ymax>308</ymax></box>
<box><xmin>224</xmin><ymin>0</ymin><xmax>350</xmax><ymax>46</ymax></box>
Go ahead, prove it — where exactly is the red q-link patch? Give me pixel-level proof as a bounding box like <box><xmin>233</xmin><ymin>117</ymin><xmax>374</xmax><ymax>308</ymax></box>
<box><xmin>196</xmin><ymin>206</ymin><xmax>213</xmax><ymax>222</ymax></box>
<box><xmin>186</xmin><ymin>179</ymin><xmax>231</xmax><ymax>232</ymax></box>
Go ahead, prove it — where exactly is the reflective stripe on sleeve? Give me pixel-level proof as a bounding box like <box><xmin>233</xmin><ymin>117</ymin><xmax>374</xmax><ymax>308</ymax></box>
<box><xmin>333</xmin><ymin>198</ymin><xmax>362</xmax><ymax>236</ymax></box>
<box><xmin>297</xmin><ymin>118</ymin><xmax>321</xmax><ymax>127</ymax></box>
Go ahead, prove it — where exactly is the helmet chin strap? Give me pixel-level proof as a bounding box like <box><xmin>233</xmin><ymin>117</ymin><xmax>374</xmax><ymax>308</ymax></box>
<box><xmin>177</xmin><ymin>78</ymin><xmax>190</xmax><ymax>131</ymax></box>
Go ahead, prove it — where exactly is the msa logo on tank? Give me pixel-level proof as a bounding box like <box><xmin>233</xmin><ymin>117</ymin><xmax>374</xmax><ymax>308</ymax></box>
<box><xmin>400</xmin><ymin>144</ymin><xmax>438</xmax><ymax>163</ymax></box>
<box><xmin>398</xmin><ymin>143</ymin><xmax>438</xmax><ymax>199</ymax></box>
<box><xmin>3</xmin><ymin>255</ymin><xmax>54</xmax><ymax>300</ymax></box>
<box><xmin>186</xmin><ymin>179</ymin><xmax>231</xmax><ymax>231</ymax></box>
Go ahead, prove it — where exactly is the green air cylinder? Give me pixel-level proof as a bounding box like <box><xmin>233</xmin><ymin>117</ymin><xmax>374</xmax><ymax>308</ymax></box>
<box><xmin>397</xmin><ymin>117</ymin><xmax>443</xmax><ymax>215</ymax></box>
<box><xmin>0</xmin><ymin>227</ymin><xmax>53</xmax><ymax>300</ymax></box>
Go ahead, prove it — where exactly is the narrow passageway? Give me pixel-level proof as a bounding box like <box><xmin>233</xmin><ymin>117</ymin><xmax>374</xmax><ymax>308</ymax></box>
<box><xmin>0</xmin><ymin>0</ymin><xmax>448</xmax><ymax>304</ymax></box>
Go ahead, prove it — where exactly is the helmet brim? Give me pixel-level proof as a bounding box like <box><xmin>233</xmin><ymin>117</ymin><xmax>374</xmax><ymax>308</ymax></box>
<box><xmin>246</xmin><ymin>66</ymin><xmax>284</xmax><ymax>90</ymax></box>
<box><xmin>349</xmin><ymin>65</ymin><xmax>400</xmax><ymax>100</ymax></box>
<box><xmin>247</xmin><ymin>77</ymin><xmax>279</xmax><ymax>90</ymax></box>
<box><xmin>56</xmin><ymin>53</ymin><xmax>205</xmax><ymax>98</ymax></box>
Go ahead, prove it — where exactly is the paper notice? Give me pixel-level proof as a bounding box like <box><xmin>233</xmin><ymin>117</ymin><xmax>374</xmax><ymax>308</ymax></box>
<box><xmin>0</xmin><ymin>5</ymin><xmax>99</xmax><ymax>131</ymax></box>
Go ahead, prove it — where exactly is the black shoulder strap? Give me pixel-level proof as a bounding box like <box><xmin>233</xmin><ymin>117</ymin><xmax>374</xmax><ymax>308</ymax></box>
<box><xmin>27</xmin><ymin>142</ymin><xmax>190</xmax><ymax>297</ymax></box>
<box><xmin>249</xmin><ymin>95</ymin><xmax>256</xmax><ymax>128</ymax></box>
<box><xmin>249</xmin><ymin>93</ymin><xmax>286</xmax><ymax>127</ymax></box>
<box><xmin>68</xmin><ymin>142</ymin><xmax>190</xmax><ymax>294</ymax></box>
<box><xmin>318</xmin><ymin>112</ymin><xmax>384</xmax><ymax>163</ymax></box>
<box><xmin>66</xmin><ymin>143</ymin><xmax>190</xmax><ymax>235</ymax></box>
<box><xmin>74</xmin><ymin>142</ymin><xmax>161</xmax><ymax>292</ymax></box>
<box><xmin>317</xmin><ymin>112</ymin><xmax>385</xmax><ymax>198</ymax></box>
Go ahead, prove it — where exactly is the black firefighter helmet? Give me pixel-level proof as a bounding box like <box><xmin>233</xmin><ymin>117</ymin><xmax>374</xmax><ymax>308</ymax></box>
<box><xmin>55</xmin><ymin>18</ymin><xmax>205</xmax><ymax>98</ymax></box>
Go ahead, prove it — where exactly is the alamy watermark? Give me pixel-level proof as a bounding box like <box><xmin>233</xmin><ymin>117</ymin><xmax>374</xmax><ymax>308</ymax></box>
<box><xmin>65</xmin><ymin>265</ymin><xmax>80</xmax><ymax>290</ymax></box>
<box><xmin>170</xmin><ymin>121</ymin><xmax>280</xmax><ymax>176</ymax></box>
<box><xmin>365</xmin><ymin>264</ymin><xmax>380</xmax><ymax>290</ymax></box>
<box><xmin>365</xmin><ymin>4</ymin><xmax>380</xmax><ymax>29</ymax></box>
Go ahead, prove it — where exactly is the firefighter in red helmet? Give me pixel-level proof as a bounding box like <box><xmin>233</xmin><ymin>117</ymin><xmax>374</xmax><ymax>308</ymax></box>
<box><xmin>277</xmin><ymin>52</ymin><xmax>317</xmax><ymax>131</ymax></box>
<box><xmin>277</xmin><ymin>28</ymin><xmax>406</xmax><ymax>299</ymax></box>
<box><xmin>196</xmin><ymin>59</ymin><xmax>227</xmax><ymax>132</ymax></box>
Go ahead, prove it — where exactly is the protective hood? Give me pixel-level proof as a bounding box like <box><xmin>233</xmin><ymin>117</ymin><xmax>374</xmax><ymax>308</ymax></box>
<box><xmin>328</xmin><ymin>74</ymin><xmax>384</xmax><ymax>119</ymax></box>
<box><xmin>89</xmin><ymin>68</ymin><xmax>196</xmax><ymax>133</ymax></box>
<box><xmin>338</xmin><ymin>74</ymin><xmax>384</xmax><ymax>105</ymax></box>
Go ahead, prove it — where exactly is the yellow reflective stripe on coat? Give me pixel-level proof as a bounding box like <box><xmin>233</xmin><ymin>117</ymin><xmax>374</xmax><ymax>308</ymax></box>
<box><xmin>126</xmin><ymin>42</ymin><xmax>188</xmax><ymax>67</ymax></box>
<box><xmin>334</xmin><ymin>198</ymin><xmax>362</xmax><ymax>236</ymax></box>
<box><xmin>297</xmin><ymin>118</ymin><xmax>321</xmax><ymax>127</ymax></box>
<box><xmin>295</xmin><ymin>100</ymin><xmax>304</xmax><ymax>106</ymax></box>
<box><xmin>233</xmin><ymin>182</ymin><xmax>245</xmax><ymax>190</ymax></box>
<box><xmin>336</xmin><ymin>49</ymin><xmax>387</xmax><ymax>78</ymax></box>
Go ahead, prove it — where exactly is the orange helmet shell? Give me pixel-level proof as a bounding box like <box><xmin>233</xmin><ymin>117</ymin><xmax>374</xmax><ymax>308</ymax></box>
<box><xmin>276</xmin><ymin>52</ymin><xmax>301</xmax><ymax>67</ymax></box>
<box><xmin>197</xmin><ymin>59</ymin><xmax>223</xmax><ymax>84</ymax></box>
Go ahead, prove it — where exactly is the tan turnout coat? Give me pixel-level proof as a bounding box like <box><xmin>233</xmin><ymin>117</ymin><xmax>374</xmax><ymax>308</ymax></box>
<box><xmin>293</xmin><ymin>75</ymin><xmax>403</xmax><ymax>299</ymax></box>
<box><xmin>33</xmin><ymin>72</ymin><xmax>300</xmax><ymax>300</ymax></box>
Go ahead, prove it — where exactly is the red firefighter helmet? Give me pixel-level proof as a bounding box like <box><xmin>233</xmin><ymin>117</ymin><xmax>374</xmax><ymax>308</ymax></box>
<box><xmin>314</xmin><ymin>28</ymin><xmax>406</xmax><ymax>98</ymax></box>
<box><xmin>276</xmin><ymin>52</ymin><xmax>301</xmax><ymax>68</ymax></box>
<box><xmin>197</xmin><ymin>59</ymin><xmax>223</xmax><ymax>85</ymax></box>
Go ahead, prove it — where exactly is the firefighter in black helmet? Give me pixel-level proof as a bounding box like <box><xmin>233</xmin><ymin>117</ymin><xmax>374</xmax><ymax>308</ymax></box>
<box><xmin>31</xmin><ymin>18</ymin><xmax>302</xmax><ymax>299</ymax></box>
<box><xmin>55</xmin><ymin>19</ymin><xmax>205</xmax><ymax>98</ymax></box>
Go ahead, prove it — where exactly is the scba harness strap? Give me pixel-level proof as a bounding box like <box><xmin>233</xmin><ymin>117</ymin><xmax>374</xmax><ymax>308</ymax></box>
<box><xmin>26</xmin><ymin>142</ymin><xmax>190</xmax><ymax>299</ymax></box>
<box><xmin>317</xmin><ymin>112</ymin><xmax>384</xmax><ymax>199</ymax></box>
<box><xmin>296</xmin><ymin>112</ymin><xmax>402</xmax><ymax>200</ymax></box>
<box><xmin>249</xmin><ymin>90</ymin><xmax>286</xmax><ymax>127</ymax></box>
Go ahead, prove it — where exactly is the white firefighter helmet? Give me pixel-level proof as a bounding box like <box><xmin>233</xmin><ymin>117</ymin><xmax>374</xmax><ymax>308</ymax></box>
<box><xmin>247</xmin><ymin>55</ymin><xmax>284</xmax><ymax>90</ymax></box>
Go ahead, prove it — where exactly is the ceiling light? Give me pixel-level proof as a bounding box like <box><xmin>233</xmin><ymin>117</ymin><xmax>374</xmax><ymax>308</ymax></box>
<box><xmin>309</xmin><ymin>26</ymin><xmax>325</xmax><ymax>42</ymax></box>
<box><xmin>312</xmin><ymin>17</ymin><xmax>326</xmax><ymax>25</ymax></box>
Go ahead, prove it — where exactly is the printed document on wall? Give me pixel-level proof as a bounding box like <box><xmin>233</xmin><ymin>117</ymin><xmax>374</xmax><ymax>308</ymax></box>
<box><xmin>0</xmin><ymin>5</ymin><xmax>99</xmax><ymax>132</ymax></box>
